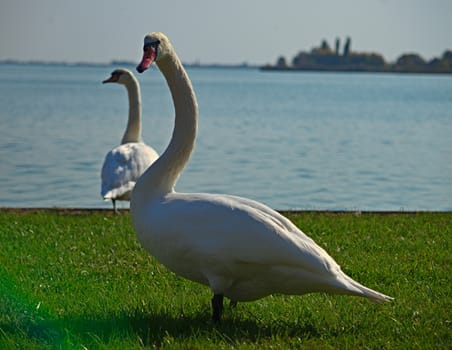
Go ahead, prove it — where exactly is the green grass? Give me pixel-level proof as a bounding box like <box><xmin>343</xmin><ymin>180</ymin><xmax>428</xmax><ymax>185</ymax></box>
<box><xmin>0</xmin><ymin>209</ymin><xmax>450</xmax><ymax>349</ymax></box>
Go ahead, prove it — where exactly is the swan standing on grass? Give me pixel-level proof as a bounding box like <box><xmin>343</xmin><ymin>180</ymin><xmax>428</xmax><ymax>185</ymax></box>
<box><xmin>101</xmin><ymin>68</ymin><xmax>159</xmax><ymax>213</ymax></box>
<box><xmin>131</xmin><ymin>32</ymin><xmax>393</xmax><ymax>322</ymax></box>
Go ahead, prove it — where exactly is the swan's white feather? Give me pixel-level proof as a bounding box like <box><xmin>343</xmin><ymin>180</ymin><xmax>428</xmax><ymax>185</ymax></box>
<box><xmin>132</xmin><ymin>32</ymin><xmax>392</xmax><ymax>315</ymax></box>
<box><xmin>101</xmin><ymin>142</ymin><xmax>158</xmax><ymax>201</ymax></box>
<box><xmin>134</xmin><ymin>191</ymin><xmax>392</xmax><ymax>302</ymax></box>
<box><xmin>101</xmin><ymin>68</ymin><xmax>159</xmax><ymax>207</ymax></box>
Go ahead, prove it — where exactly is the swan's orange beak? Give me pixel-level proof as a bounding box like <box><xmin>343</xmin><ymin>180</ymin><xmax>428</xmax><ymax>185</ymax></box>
<box><xmin>137</xmin><ymin>47</ymin><xmax>156</xmax><ymax>73</ymax></box>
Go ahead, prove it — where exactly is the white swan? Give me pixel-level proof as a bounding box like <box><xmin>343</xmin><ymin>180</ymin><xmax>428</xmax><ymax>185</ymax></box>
<box><xmin>101</xmin><ymin>68</ymin><xmax>158</xmax><ymax>212</ymax></box>
<box><xmin>131</xmin><ymin>32</ymin><xmax>393</xmax><ymax>321</ymax></box>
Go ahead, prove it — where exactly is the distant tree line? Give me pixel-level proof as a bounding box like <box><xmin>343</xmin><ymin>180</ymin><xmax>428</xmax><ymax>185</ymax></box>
<box><xmin>265</xmin><ymin>37</ymin><xmax>452</xmax><ymax>73</ymax></box>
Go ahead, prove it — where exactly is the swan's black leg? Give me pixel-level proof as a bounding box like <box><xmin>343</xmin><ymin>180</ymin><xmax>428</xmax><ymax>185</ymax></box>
<box><xmin>112</xmin><ymin>199</ymin><xmax>118</xmax><ymax>214</ymax></box>
<box><xmin>211</xmin><ymin>294</ymin><xmax>224</xmax><ymax>322</ymax></box>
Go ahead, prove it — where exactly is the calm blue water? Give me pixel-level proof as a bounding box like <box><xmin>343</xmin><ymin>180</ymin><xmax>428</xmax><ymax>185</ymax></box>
<box><xmin>0</xmin><ymin>63</ymin><xmax>451</xmax><ymax>210</ymax></box>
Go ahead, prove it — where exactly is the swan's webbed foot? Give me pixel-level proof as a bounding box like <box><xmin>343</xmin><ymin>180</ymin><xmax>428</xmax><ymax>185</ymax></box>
<box><xmin>211</xmin><ymin>294</ymin><xmax>224</xmax><ymax>322</ymax></box>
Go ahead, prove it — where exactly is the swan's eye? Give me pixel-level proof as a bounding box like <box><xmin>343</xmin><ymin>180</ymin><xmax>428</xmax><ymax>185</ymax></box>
<box><xmin>143</xmin><ymin>39</ymin><xmax>161</xmax><ymax>51</ymax></box>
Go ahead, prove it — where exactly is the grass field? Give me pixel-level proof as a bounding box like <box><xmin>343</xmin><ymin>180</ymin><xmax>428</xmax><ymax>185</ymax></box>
<box><xmin>0</xmin><ymin>209</ymin><xmax>450</xmax><ymax>349</ymax></box>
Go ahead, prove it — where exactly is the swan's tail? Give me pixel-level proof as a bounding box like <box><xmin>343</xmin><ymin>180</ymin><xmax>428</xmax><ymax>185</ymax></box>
<box><xmin>101</xmin><ymin>183</ymin><xmax>135</xmax><ymax>201</ymax></box>
<box><xmin>351</xmin><ymin>279</ymin><xmax>393</xmax><ymax>303</ymax></box>
<box><xmin>103</xmin><ymin>192</ymin><xmax>113</xmax><ymax>200</ymax></box>
<box><xmin>341</xmin><ymin>273</ymin><xmax>393</xmax><ymax>303</ymax></box>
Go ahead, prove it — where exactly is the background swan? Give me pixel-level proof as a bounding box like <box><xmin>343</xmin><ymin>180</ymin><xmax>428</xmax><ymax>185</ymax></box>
<box><xmin>132</xmin><ymin>32</ymin><xmax>392</xmax><ymax>322</ymax></box>
<box><xmin>101</xmin><ymin>68</ymin><xmax>158</xmax><ymax>212</ymax></box>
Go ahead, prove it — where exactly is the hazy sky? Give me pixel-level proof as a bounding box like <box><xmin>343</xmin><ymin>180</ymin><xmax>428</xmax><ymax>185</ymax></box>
<box><xmin>1</xmin><ymin>0</ymin><xmax>451</xmax><ymax>65</ymax></box>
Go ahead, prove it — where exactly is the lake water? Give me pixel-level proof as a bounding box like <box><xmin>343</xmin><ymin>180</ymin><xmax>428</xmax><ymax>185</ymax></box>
<box><xmin>0</xmin><ymin>63</ymin><xmax>451</xmax><ymax>210</ymax></box>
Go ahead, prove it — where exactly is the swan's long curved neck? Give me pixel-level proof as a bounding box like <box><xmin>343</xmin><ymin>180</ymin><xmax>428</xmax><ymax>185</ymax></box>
<box><xmin>136</xmin><ymin>51</ymin><xmax>198</xmax><ymax>196</ymax></box>
<box><xmin>121</xmin><ymin>78</ymin><xmax>142</xmax><ymax>144</ymax></box>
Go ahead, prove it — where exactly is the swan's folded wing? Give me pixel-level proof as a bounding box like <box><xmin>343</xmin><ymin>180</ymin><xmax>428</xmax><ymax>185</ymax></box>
<box><xmin>149</xmin><ymin>193</ymin><xmax>339</xmax><ymax>276</ymax></box>
<box><xmin>101</xmin><ymin>143</ymin><xmax>158</xmax><ymax>199</ymax></box>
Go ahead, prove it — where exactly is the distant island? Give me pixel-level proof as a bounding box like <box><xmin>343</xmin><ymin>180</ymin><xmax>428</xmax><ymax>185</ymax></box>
<box><xmin>261</xmin><ymin>37</ymin><xmax>452</xmax><ymax>74</ymax></box>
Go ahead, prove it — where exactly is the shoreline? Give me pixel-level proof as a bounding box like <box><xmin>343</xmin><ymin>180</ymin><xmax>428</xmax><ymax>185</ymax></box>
<box><xmin>1</xmin><ymin>207</ymin><xmax>449</xmax><ymax>215</ymax></box>
<box><xmin>260</xmin><ymin>65</ymin><xmax>452</xmax><ymax>74</ymax></box>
